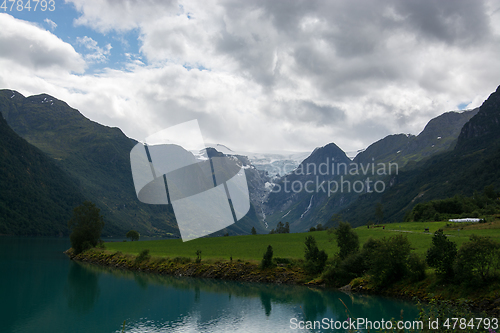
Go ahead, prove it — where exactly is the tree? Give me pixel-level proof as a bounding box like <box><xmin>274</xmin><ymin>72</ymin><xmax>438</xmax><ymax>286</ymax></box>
<box><xmin>329</xmin><ymin>220</ymin><xmax>359</xmax><ymax>260</ymax></box>
<box><xmin>454</xmin><ymin>235</ymin><xmax>500</xmax><ymax>283</ymax></box>
<box><xmin>483</xmin><ymin>184</ymin><xmax>498</xmax><ymax>200</ymax></box>
<box><xmin>375</xmin><ymin>202</ymin><xmax>384</xmax><ymax>224</ymax></box>
<box><xmin>68</xmin><ymin>201</ymin><xmax>105</xmax><ymax>254</ymax></box>
<box><xmin>367</xmin><ymin>234</ymin><xmax>412</xmax><ymax>286</ymax></box>
<box><xmin>426</xmin><ymin>229</ymin><xmax>457</xmax><ymax>278</ymax></box>
<box><xmin>126</xmin><ymin>230</ymin><xmax>140</xmax><ymax>241</ymax></box>
<box><xmin>261</xmin><ymin>245</ymin><xmax>275</xmax><ymax>269</ymax></box>
<box><xmin>251</xmin><ymin>226</ymin><xmax>257</xmax><ymax>235</ymax></box>
<box><xmin>304</xmin><ymin>236</ymin><xmax>328</xmax><ymax>275</ymax></box>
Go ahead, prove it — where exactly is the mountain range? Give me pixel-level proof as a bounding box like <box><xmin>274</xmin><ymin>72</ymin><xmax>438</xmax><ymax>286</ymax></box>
<box><xmin>0</xmin><ymin>85</ymin><xmax>498</xmax><ymax>236</ymax></box>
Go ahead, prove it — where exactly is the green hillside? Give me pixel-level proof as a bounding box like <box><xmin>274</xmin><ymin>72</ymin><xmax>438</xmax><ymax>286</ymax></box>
<box><xmin>0</xmin><ymin>112</ymin><xmax>85</xmax><ymax>235</ymax></box>
<box><xmin>0</xmin><ymin>90</ymin><xmax>177</xmax><ymax>237</ymax></box>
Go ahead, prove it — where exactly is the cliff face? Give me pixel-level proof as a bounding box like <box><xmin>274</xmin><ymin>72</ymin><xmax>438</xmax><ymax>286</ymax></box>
<box><xmin>457</xmin><ymin>85</ymin><xmax>500</xmax><ymax>151</ymax></box>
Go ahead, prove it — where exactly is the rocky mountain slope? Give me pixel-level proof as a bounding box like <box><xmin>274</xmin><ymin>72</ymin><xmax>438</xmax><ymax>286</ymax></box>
<box><xmin>334</xmin><ymin>85</ymin><xmax>500</xmax><ymax>227</ymax></box>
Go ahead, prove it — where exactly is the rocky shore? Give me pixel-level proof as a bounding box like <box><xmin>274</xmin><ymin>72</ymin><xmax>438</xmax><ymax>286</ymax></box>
<box><xmin>66</xmin><ymin>248</ymin><xmax>308</xmax><ymax>285</ymax></box>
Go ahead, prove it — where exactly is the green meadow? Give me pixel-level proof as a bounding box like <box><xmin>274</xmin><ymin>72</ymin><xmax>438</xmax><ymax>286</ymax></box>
<box><xmin>105</xmin><ymin>220</ymin><xmax>500</xmax><ymax>261</ymax></box>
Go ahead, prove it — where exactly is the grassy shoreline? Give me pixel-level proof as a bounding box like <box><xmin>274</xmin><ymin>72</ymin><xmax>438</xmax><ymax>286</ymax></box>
<box><xmin>66</xmin><ymin>220</ymin><xmax>500</xmax><ymax>316</ymax></box>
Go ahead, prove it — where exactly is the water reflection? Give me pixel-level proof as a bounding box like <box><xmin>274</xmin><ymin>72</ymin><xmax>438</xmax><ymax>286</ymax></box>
<box><xmin>65</xmin><ymin>261</ymin><xmax>100</xmax><ymax>313</ymax></box>
<box><xmin>1</xmin><ymin>236</ymin><xmax>421</xmax><ymax>333</ymax></box>
<box><xmin>260</xmin><ymin>291</ymin><xmax>272</xmax><ymax>316</ymax></box>
<box><xmin>79</xmin><ymin>262</ymin><xmax>420</xmax><ymax>332</ymax></box>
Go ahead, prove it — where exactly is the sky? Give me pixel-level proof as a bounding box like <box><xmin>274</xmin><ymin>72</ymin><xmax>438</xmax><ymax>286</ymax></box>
<box><xmin>1</xmin><ymin>0</ymin><xmax>500</xmax><ymax>154</ymax></box>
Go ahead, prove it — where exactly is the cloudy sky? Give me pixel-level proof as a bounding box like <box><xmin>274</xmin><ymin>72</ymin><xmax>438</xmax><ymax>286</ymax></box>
<box><xmin>1</xmin><ymin>0</ymin><xmax>500</xmax><ymax>154</ymax></box>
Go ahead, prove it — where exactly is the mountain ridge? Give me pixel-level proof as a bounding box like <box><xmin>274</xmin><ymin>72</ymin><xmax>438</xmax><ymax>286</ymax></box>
<box><xmin>0</xmin><ymin>89</ymin><xmax>178</xmax><ymax>237</ymax></box>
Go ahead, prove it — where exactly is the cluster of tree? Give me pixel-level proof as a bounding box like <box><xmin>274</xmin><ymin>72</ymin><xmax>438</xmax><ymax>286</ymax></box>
<box><xmin>269</xmin><ymin>221</ymin><xmax>290</xmax><ymax>234</ymax></box>
<box><xmin>259</xmin><ymin>236</ymin><xmax>328</xmax><ymax>275</ymax></box>
<box><xmin>405</xmin><ymin>185</ymin><xmax>500</xmax><ymax>222</ymax></box>
<box><xmin>323</xmin><ymin>221</ymin><xmax>426</xmax><ymax>287</ymax></box>
<box><xmin>322</xmin><ymin>219</ymin><xmax>500</xmax><ymax>288</ymax></box>
<box><xmin>303</xmin><ymin>236</ymin><xmax>328</xmax><ymax>274</ymax></box>
<box><xmin>309</xmin><ymin>223</ymin><xmax>325</xmax><ymax>232</ymax></box>
<box><xmin>427</xmin><ymin>229</ymin><xmax>500</xmax><ymax>284</ymax></box>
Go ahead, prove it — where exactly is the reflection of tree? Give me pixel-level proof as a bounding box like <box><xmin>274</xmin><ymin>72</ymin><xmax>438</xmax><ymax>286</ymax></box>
<box><xmin>73</xmin><ymin>261</ymin><xmax>419</xmax><ymax>321</ymax></box>
<box><xmin>302</xmin><ymin>290</ymin><xmax>327</xmax><ymax>322</ymax></box>
<box><xmin>134</xmin><ymin>274</ymin><xmax>149</xmax><ymax>290</ymax></box>
<box><xmin>65</xmin><ymin>262</ymin><xmax>100</xmax><ymax>313</ymax></box>
<box><xmin>260</xmin><ymin>291</ymin><xmax>272</xmax><ymax>317</ymax></box>
<box><xmin>195</xmin><ymin>286</ymin><xmax>200</xmax><ymax>303</ymax></box>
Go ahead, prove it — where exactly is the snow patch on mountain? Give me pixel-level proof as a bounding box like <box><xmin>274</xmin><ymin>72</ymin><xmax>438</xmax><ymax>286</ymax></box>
<box><xmin>300</xmin><ymin>195</ymin><xmax>314</xmax><ymax>219</ymax></box>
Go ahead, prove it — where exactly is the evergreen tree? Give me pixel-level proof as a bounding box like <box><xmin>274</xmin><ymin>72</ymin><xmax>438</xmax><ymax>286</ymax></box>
<box><xmin>329</xmin><ymin>220</ymin><xmax>359</xmax><ymax>260</ymax></box>
<box><xmin>426</xmin><ymin>229</ymin><xmax>457</xmax><ymax>278</ymax></box>
<box><xmin>68</xmin><ymin>201</ymin><xmax>105</xmax><ymax>254</ymax></box>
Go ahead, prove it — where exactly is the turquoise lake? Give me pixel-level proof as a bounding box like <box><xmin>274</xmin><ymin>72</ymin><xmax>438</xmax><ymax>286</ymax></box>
<box><xmin>0</xmin><ymin>236</ymin><xmax>421</xmax><ymax>332</ymax></box>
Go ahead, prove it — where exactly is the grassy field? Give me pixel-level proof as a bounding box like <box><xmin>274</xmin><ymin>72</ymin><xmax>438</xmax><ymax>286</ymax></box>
<box><xmin>105</xmin><ymin>220</ymin><xmax>500</xmax><ymax>261</ymax></box>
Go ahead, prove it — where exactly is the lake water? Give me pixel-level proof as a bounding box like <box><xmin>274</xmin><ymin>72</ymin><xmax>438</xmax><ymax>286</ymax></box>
<box><xmin>0</xmin><ymin>236</ymin><xmax>421</xmax><ymax>333</ymax></box>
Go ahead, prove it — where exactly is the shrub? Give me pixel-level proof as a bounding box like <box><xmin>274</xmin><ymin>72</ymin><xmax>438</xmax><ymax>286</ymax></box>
<box><xmin>454</xmin><ymin>235</ymin><xmax>500</xmax><ymax>283</ymax></box>
<box><xmin>426</xmin><ymin>229</ymin><xmax>457</xmax><ymax>278</ymax></box>
<box><xmin>135</xmin><ymin>249</ymin><xmax>151</xmax><ymax>263</ymax></box>
<box><xmin>195</xmin><ymin>250</ymin><xmax>202</xmax><ymax>263</ymax></box>
<box><xmin>304</xmin><ymin>236</ymin><xmax>328</xmax><ymax>275</ymax></box>
<box><xmin>173</xmin><ymin>257</ymin><xmax>191</xmax><ymax>264</ymax></box>
<box><xmin>261</xmin><ymin>245</ymin><xmax>275</xmax><ymax>269</ymax></box>
<box><xmin>323</xmin><ymin>252</ymin><xmax>367</xmax><ymax>287</ymax></box>
<box><xmin>367</xmin><ymin>234</ymin><xmax>412</xmax><ymax>286</ymax></box>
<box><xmin>322</xmin><ymin>261</ymin><xmax>350</xmax><ymax>287</ymax></box>
<box><xmin>273</xmin><ymin>257</ymin><xmax>291</xmax><ymax>265</ymax></box>
<box><xmin>407</xmin><ymin>253</ymin><xmax>427</xmax><ymax>282</ymax></box>
<box><xmin>341</xmin><ymin>252</ymin><xmax>367</xmax><ymax>278</ymax></box>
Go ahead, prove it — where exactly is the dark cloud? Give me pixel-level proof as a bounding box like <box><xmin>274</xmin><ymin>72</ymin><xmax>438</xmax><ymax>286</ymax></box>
<box><xmin>394</xmin><ymin>0</ymin><xmax>491</xmax><ymax>46</ymax></box>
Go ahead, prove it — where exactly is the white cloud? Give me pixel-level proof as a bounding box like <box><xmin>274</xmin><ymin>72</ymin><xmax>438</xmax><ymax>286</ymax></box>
<box><xmin>0</xmin><ymin>13</ymin><xmax>85</xmax><ymax>73</ymax></box>
<box><xmin>2</xmin><ymin>1</ymin><xmax>500</xmax><ymax>153</ymax></box>
<box><xmin>44</xmin><ymin>18</ymin><xmax>57</xmax><ymax>31</ymax></box>
<box><xmin>76</xmin><ymin>36</ymin><xmax>112</xmax><ymax>63</ymax></box>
